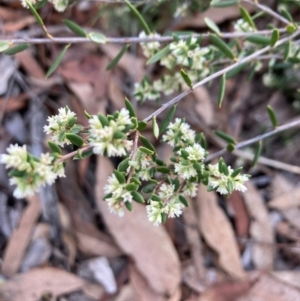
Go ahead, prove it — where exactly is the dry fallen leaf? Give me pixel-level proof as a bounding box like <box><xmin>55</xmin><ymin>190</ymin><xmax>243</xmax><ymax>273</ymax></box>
<box><xmin>243</xmin><ymin>182</ymin><xmax>274</xmax><ymax>270</ymax></box>
<box><xmin>197</xmin><ymin>185</ymin><xmax>245</xmax><ymax>279</ymax></box>
<box><xmin>95</xmin><ymin>157</ymin><xmax>181</xmax><ymax>296</ymax></box>
<box><xmin>237</xmin><ymin>273</ymin><xmax>300</xmax><ymax>301</ymax></box>
<box><xmin>0</xmin><ymin>267</ymin><xmax>104</xmax><ymax>301</ymax></box>
<box><xmin>1</xmin><ymin>195</ymin><xmax>41</xmax><ymax>277</ymax></box>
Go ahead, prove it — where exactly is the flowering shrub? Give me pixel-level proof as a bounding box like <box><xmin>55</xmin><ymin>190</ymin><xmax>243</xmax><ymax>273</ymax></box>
<box><xmin>0</xmin><ymin>104</ymin><xmax>249</xmax><ymax>225</ymax></box>
<box><xmin>1</xmin><ymin>0</ymin><xmax>298</xmax><ymax>226</ymax></box>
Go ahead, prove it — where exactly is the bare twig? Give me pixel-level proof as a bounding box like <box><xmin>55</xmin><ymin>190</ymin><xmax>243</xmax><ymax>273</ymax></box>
<box><xmin>206</xmin><ymin>118</ymin><xmax>300</xmax><ymax>162</ymax></box>
<box><xmin>0</xmin><ymin>28</ymin><xmax>287</xmax><ymax>45</ymax></box>
<box><xmin>242</xmin><ymin>0</ymin><xmax>291</xmax><ymax>25</ymax></box>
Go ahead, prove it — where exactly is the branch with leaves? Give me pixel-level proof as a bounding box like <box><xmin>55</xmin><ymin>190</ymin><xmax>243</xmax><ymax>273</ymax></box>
<box><xmin>1</xmin><ymin>0</ymin><xmax>300</xmax><ymax>225</ymax></box>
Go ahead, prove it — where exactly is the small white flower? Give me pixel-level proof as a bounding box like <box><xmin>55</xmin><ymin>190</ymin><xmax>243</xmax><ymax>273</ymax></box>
<box><xmin>174</xmin><ymin>161</ymin><xmax>197</xmax><ymax>180</ymax></box>
<box><xmin>122</xmin><ymin>192</ymin><xmax>133</xmax><ymax>203</ymax></box>
<box><xmin>185</xmin><ymin>143</ymin><xmax>205</xmax><ymax>161</ymax></box>
<box><xmin>158</xmin><ymin>183</ymin><xmax>175</xmax><ymax>199</ymax></box>
<box><xmin>165</xmin><ymin>200</ymin><xmax>183</xmax><ymax>218</ymax></box>
<box><xmin>146</xmin><ymin>201</ymin><xmax>163</xmax><ymax>226</ymax></box>
<box><xmin>0</xmin><ymin>144</ymin><xmax>30</xmax><ymax>171</ymax></box>
<box><xmin>182</xmin><ymin>181</ymin><xmax>198</xmax><ymax>197</ymax></box>
<box><xmin>139</xmin><ymin>31</ymin><xmax>161</xmax><ymax>58</ymax></box>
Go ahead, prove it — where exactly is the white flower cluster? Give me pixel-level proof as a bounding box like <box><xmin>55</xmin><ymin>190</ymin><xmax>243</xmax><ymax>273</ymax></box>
<box><xmin>129</xmin><ymin>148</ymin><xmax>154</xmax><ymax>181</ymax></box>
<box><xmin>88</xmin><ymin>108</ymin><xmax>133</xmax><ymax>157</ymax></box>
<box><xmin>208</xmin><ymin>163</ymin><xmax>249</xmax><ymax>195</ymax></box>
<box><xmin>134</xmin><ymin>35</ymin><xmax>212</xmax><ymax>102</ymax></box>
<box><xmin>44</xmin><ymin>107</ymin><xmax>80</xmax><ymax>147</ymax></box>
<box><xmin>233</xmin><ymin>19</ymin><xmax>255</xmax><ymax>33</ymax></box>
<box><xmin>21</xmin><ymin>0</ymin><xmax>68</xmax><ymax>11</ymax></box>
<box><xmin>139</xmin><ymin>31</ymin><xmax>161</xmax><ymax>58</ymax></box>
<box><xmin>162</xmin><ymin>118</ymin><xmax>195</xmax><ymax>147</ymax></box>
<box><xmin>0</xmin><ymin>144</ymin><xmax>65</xmax><ymax>198</ymax></box>
<box><xmin>146</xmin><ymin>184</ymin><xmax>184</xmax><ymax>226</ymax></box>
<box><xmin>104</xmin><ymin>173</ymin><xmax>131</xmax><ymax>217</ymax></box>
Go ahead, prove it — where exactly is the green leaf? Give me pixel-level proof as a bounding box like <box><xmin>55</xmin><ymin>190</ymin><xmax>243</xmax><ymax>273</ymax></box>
<box><xmin>103</xmin><ymin>193</ymin><xmax>113</xmax><ymax>200</ymax></box>
<box><xmin>118</xmin><ymin>158</ymin><xmax>130</xmax><ymax>172</ymax></box>
<box><xmin>150</xmin><ymin>194</ymin><xmax>161</xmax><ymax>202</ymax></box>
<box><xmin>226</xmin><ymin>143</ymin><xmax>235</xmax><ymax>153</ymax></box>
<box><xmin>139</xmin><ymin>136</ymin><xmax>156</xmax><ymax>154</ymax></box>
<box><xmin>161</xmin><ymin>212</ymin><xmax>167</xmax><ymax>223</ymax></box>
<box><xmin>4</xmin><ymin>43</ymin><xmax>29</xmax><ymax>55</ymax></box>
<box><xmin>26</xmin><ymin>0</ymin><xmax>49</xmax><ymax>36</ymax></box>
<box><xmin>279</xmin><ymin>7</ymin><xmax>293</xmax><ymax>22</ymax></box>
<box><xmin>204</xmin><ymin>17</ymin><xmax>221</xmax><ymax>35</ymax></box>
<box><xmin>267</xmin><ymin>105</ymin><xmax>278</xmax><ymax>128</ymax></box>
<box><xmin>231</xmin><ymin>166</ymin><xmax>243</xmax><ymax>178</ymax></box>
<box><xmin>246</xmin><ymin>35</ymin><xmax>270</xmax><ymax>46</ymax></box>
<box><xmin>48</xmin><ymin>141</ymin><xmax>62</xmax><ymax>154</ymax></box>
<box><xmin>113</xmin><ymin>131</ymin><xmax>127</xmax><ymax>139</ymax></box>
<box><xmin>88</xmin><ymin>32</ymin><xmax>106</xmax><ymax>44</ymax></box>
<box><xmin>73</xmin><ymin>149</ymin><xmax>94</xmax><ymax>160</ymax></box>
<box><xmin>239</xmin><ymin>6</ymin><xmax>256</xmax><ymax>30</ymax></box>
<box><xmin>65</xmin><ymin>133</ymin><xmax>84</xmax><ymax>147</ymax></box>
<box><xmin>130</xmin><ymin>117</ymin><xmax>138</xmax><ymax>129</ymax></box>
<box><xmin>0</xmin><ymin>41</ymin><xmax>10</xmax><ymax>53</ymax></box>
<box><xmin>152</xmin><ymin>116</ymin><xmax>159</xmax><ymax>139</ymax></box>
<box><xmin>9</xmin><ymin>169</ymin><xmax>27</xmax><ymax>178</ymax></box>
<box><xmin>70</xmin><ymin>124</ymin><xmax>83</xmax><ymax>134</ymax></box>
<box><xmin>125</xmin><ymin>201</ymin><xmax>133</xmax><ymax>211</ymax></box>
<box><xmin>46</xmin><ymin>44</ymin><xmax>70</xmax><ymax>78</ymax></box>
<box><xmin>180</xmin><ymin>69</ymin><xmax>193</xmax><ymax>88</ymax></box>
<box><xmin>63</xmin><ymin>19</ymin><xmax>87</xmax><ymax>37</ymax></box>
<box><xmin>252</xmin><ymin>140</ymin><xmax>262</xmax><ymax>167</ymax></box>
<box><xmin>147</xmin><ymin>45</ymin><xmax>170</xmax><ymax>65</ymax></box>
<box><xmin>270</xmin><ymin>29</ymin><xmax>279</xmax><ymax>47</ymax></box>
<box><xmin>211</xmin><ymin>0</ymin><xmax>238</xmax><ymax>7</ymax></box>
<box><xmin>156</xmin><ymin>166</ymin><xmax>170</xmax><ymax>174</ymax></box>
<box><xmin>125</xmin><ymin>97</ymin><xmax>136</xmax><ymax>118</ymax></box>
<box><xmin>200</xmin><ymin>133</ymin><xmax>207</xmax><ymax>150</ymax></box>
<box><xmin>125</xmin><ymin>0</ymin><xmax>151</xmax><ymax>34</ymax></box>
<box><xmin>125</xmin><ymin>183</ymin><xmax>138</xmax><ymax>191</ymax></box>
<box><xmin>33</xmin><ymin>0</ymin><xmax>47</xmax><ymax>9</ymax></box>
<box><xmin>179</xmin><ymin>195</ymin><xmax>189</xmax><ymax>207</ymax></box>
<box><xmin>137</xmin><ymin>120</ymin><xmax>147</xmax><ymax>131</ymax></box>
<box><xmin>227</xmin><ymin>179</ymin><xmax>234</xmax><ymax>194</ymax></box>
<box><xmin>210</xmin><ymin>34</ymin><xmax>235</xmax><ymax>60</ymax></box>
<box><xmin>159</xmin><ymin>105</ymin><xmax>177</xmax><ymax>135</ymax></box>
<box><xmin>131</xmin><ymin>191</ymin><xmax>145</xmax><ymax>203</ymax></box>
<box><xmin>67</xmin><ymin>117</ymin><xmax>77</xmax><ymax>127</ymax></box>
<box><xmin>139</xmin><ymin>146</ymin><xmax>154</xmax><ymax>155</ymax></box>
<box><xmin>226</xmin><ymin>62</ymin><xmax>247</xmax><ymax>78</ymax></box>
<box><xmin>98</xmin><ymin>114</ymin><xmax>109</xmax><ymax>127</ymax></box>
<box><xmin>84</xmin><ymin>110</ymin><xmax>92</xmax><ymax>119</ymax></box>
<box><xmin>218</xmin><ymin>74</ymin><xmax>226</xmax><ymax>108</ymax></box>
<box><xmin>141</xmin><ymin>183</ymin><xmax>156</xmax><ymax>194</ymax></box>
<box><xmin>106</xmin><ymin>44</ymin><xmax>129</xmax><ymax>70</ymax></box>
<box><xmin>215</xmin><ymin>130</ymin><xmax>236</xmax><ymax>144</ymax></box>
<box><xmin>113</xmin><ymin>170</ymin><xmax>126</xmax><ymax>184</ymax></box>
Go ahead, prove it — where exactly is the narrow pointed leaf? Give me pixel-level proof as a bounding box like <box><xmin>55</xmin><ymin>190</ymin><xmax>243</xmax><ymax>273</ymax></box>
<box><xmin>140</xmin><ymin>136</ymin><xmax>156</xmax><ymax>154</ymax></box>
<box><xmin>98</xmin><ymin>114</ymin><xmax>109</xmax><ymax>127</ymax></box>
<box><xmin>125</xmin><ymin>97</ymin><xmax>136</xmax><ymax>118</ymax></box>
<box><xmin>113</xmin><ymin>170</ymin><xmax>126</xmax><ymax>184</ymax></box>
<box><xmin>231</xmin><ymin>167</ymin><xmax>243</xmax><ymax>178</ymax></box>
<box><xmin>209</xmin><ymin>34</ymin><xmax>235</xmax><ymax>60</ymax></box>
<box><xmin>246</xmin><ymin>35</ymin><xmax>270</xmax><ymax>46</ymax></box>
<box><xmin>204</xmin><ymin>17</ymin><xmax>221</xmax><ymax>35</ymax></box>
<box><xmin>118</xmin><ymin>158</ymin><xmax>130</xmax><ymax>172</ymax></box>
<box><xmin>252</xmin><ymin>140</ymin><xmax>262</xmax><ymax>167</ymax></box>
<box><xmin>48</xmin><ymin>141</ymin><xmax>62</xmax><ymax>154</ymax></box>
<box><xmin>211</xmin><ymin>0</ymin><xmax>238</xmax><ymax>7</ymax></box>
<box><xmin>147</xmin><ymin>45</ymin><xmax>170</xmax><ymax>65</ymax></box>
<box><xmin>239</xmin><ymin>6</ymin><xmax>256</xmax><ymax>30</ymax></box>
<box><xmin>139</xmin><ymin>146</ymin><xmax>154</xmax><ymax>155</ymax></box>
<box><xmin>218</xmin><ymin>74</ymin><xmax>226</xmax><ymax>108</ymax></box>
<box><xmin>270</xmin><ymin>29</ymin><xmax>279</xmax><ymax>47</ymax></box>
<box><xmin>180</xmin><ymin>69</ymin><xmax>193</xmax><ymax>88</ymax></box>
<box><xmin>4</xmin><ymin>43</ymin><xmax>29</xmax><ymax>55</ymax></box>
<box><xmin>46</xmin><ymin>44</ymin><xmax>70</xmax><ymax>78</ymax></box>
<box><xmin>161</xmin><ymin>212</ymin><xmax>167</xmax><ymax>223</ymax></box>
<box><xmin>215</xmin><ymin>130</ymin><xmax>236</xmax><ymax>144</ymax></box>
<box><xmin>106</xmin><ymin>44</ymin><xmax>129</xmax><ymax>70</ymax></box>
<box><xmin>159</xmin><ymin>105</ymin><xmax>176</xmax><ymax>135</ymax></box>
<box><xmin>63</xmin><ymin>19</ymin><xmax>86</xmax><ymax>37</ymax></box>
<box><xmin>279</xmin><ymin>7</ymin><xmax>293</xmax><ymax>22</ymax></box>
<box><xmin>226</xmin><ymin>62</ymin><xmax>247</xmax><ymax>78</ymax></box>
<box><xmin>125</xmin><ymin>201</ymin><xmax>133</xmax><ymax>211</ymax></box>
<box><xmin>131</xmin><ymin>191</ymin><xmax>145</xmax><ymax>203</ymax></box>
<box><xmin>152</xmin><ymin>116</ymin><xmax>159</xmax><ymax>139</ymax></box>
<box><xmin>179</xmin><ymin>195</ymin><xmax>189</xmax><ymax>207</ymax></box>
<box><xmin>267</xmin><ymin>105</ymin><xmax>278</xmax><ymax>128</ymax></box>
<box><xmin>125</xmin><ymin>0</ymin><xmax>151</xmax><ymax>34</ymax></box>
<box><xmin>137</xmin><ymin>120</ymin><xmax>147</xmax><ymax>131</ymax></box>
<box><xmin>66</xmin><ymin>133</ymin><xmax>84</xmax><ymax>147</ymax></box>
<box><xmin>88</xmin><ymin>32</ymin><xmax>106</xmax><ymax>44</ymax></box>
